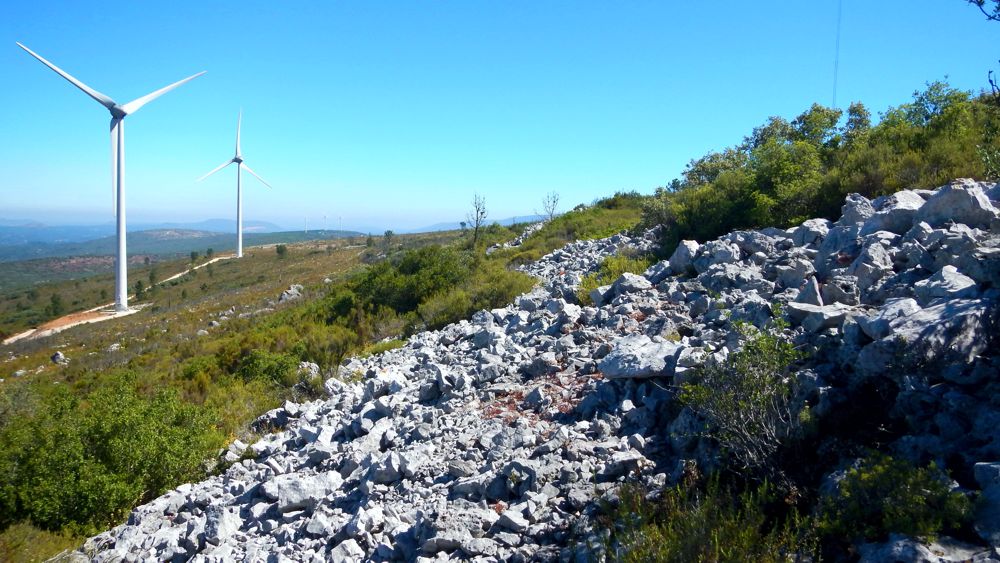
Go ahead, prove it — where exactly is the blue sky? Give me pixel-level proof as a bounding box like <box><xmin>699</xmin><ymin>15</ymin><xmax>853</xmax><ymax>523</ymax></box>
<box><xmin>0</xmin><ymin>1</ymin><xmax>996</xmax><ymax>232</ymax></box>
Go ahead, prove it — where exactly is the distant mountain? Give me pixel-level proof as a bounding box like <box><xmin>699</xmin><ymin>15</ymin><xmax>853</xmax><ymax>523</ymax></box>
<box><xmin>136</xmin><ymin>219</ymin><xmax>287</xmax><ymax>234</ymax></box>
<box><xmin>401</xmin><ymin>215</ymin><xmax>544</xmax><ymax>234</ymax></box>
<box><xmin>0</xmin><ymin>218</ymin><xmax>45</xmax><ymax>228</ymax></box>
<box><xmin>0</xmin><ymin>219</ymin><xmax>287</xmax><ymax>247</ymax></box>
<box><xmin>0</xmin><ymin>228</ymin><xmax>362</xmax><ymax>262</ymax></box>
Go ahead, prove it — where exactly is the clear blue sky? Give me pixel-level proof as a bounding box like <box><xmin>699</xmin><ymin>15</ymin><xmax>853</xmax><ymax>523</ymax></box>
<box><xmin>0</xmin><ymin>1</ymin><xmax>996</xmax><ymax>231</ymax></box>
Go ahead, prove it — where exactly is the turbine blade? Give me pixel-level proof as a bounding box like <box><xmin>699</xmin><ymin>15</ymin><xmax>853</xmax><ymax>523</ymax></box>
<box><xmin>197</xmin><ymin>159</ymin><xmax>235</xmax><ymax>182</ymax></box>
<box><xmin>16</xmin><ymin>42</ymin><xmax>116</xmax><ymax>109</ymax></box>
<box><xmin>236</xmin><ymin>109</ymin><xmax>242</xmax><ymax>158</ymax></box>
<box><xmin>241</xmin><ymin>163</ymin><xmax>272</xmax><ymax>188</ymax></box>
<box><xmin>120</xmin><ymin>70</ymin><xmax>206</xmax><ymax>115</ymax></box>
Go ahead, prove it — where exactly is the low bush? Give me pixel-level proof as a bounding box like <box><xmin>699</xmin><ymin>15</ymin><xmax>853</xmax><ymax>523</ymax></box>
<box><xmin>607</xmin><ymin>478</ymin><xmax>818</xmax><ymax>562</ymax></box>
<box><xmin>817</xmin><ymin>453</ymin><xmax>971</xmax><ymax>543</ymax></box>
<box><xmin>235</xmin><ymin>349</ymin><xmax>298</xmax><ymax>387</ymax></box>
<box><xmin>678</xmin><ymin>320</ymin><xmax>804</xmax><ymax>479</ymax></box>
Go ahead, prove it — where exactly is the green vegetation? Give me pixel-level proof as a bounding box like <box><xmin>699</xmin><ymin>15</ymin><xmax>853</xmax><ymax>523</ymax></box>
<box><xmin>678</xmin><ymin>320</ymin><xmax>804</xmax><ymax>479</ymax></box>
<box><xmin>0</xmin><ymin>373</ymin><xmax>221</xmax><ymax>533</ymax></box>
<box><xmin>0</xmin><ymin>223</ymin><xmax>545</xmax><ymax>558</ymax></box>
<box><xmin>577</xmin><ymin>253</ymin><xmax>655</xmax><ymax>305</ymax></box>
<box><xmin>642</xmin><ymin>82</ymin><xmax>1000</xmax><ymax>248</ymax></box>
<box><xmin>0</xmin><ymin>523</ymin><xmax>82</xmax><ymax>563</ymax></box>
<box><xmin>607</xmin><ymin>478</ymin><xmax>818</xmax><ymax>563</ymax></box>
<box><xmin>494</xmin><ymin>191</ymin><xmax>646</xmax><ymax>267</ymax></box>
<box><xmin>0</xmin><ymin>232</ymin><xmax>460</xmax><ymax>558</ymax></box>
<box><xmin>817</xmin><ymin>453</ymin><xmax>971</xmax><ymax>543</ymax></box>
<box><xmin>609</xmin><ymin>454</ymin><xmax>971</xmax><ymax>562</ymax></box>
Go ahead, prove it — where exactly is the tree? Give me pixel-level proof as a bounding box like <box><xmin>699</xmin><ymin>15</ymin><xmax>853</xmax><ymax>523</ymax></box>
<box><xmin>843</xmin><ymin>102</ymin><xmax>872</xmax><ymax>145</ymax></box>
<box><xmin>383</xmin><ymin>230</ymin><xmax>395</xmax><ymax>251</ymax></box>
<box><xmin>206</xmin><ymin>248</ymin><xmax>214</xmax><ymax>258</ymax></box>
<box><xmin>275</xmin><ymin>244</ymin><xmax>288</xmax><ymax>258</ymax></box>
<box><xmin>467</xmin><ymin>193</ymin><xmax>488</xmax><ymax>246</ymax></box>
<box><xmin>46</xmin><ymin>293</ymin><xmax>65</xmax><ymax>317</ymax></box>
<box><xmin>966</xmin><ymin>0</ymin><xmax>1000</xmax><ymax>20</ymax></box>
<box><xmin>366</xmin><ymin>233</ymin><xmax>374</xmax><ymax>247</ymax></box>
<box><xmin>190</xmin><ymin>251</ymin><xmax>199</xmax><ymax>262</ymax></box>
<box><xmin>541</xmin><ymin>191</ymin><xmax>560</xmax><ymax>221</ymax></box>
<box><xmin>134</xmin><ymin>280</ymin><xmax>145</xmax><ymax>301</ymax></box>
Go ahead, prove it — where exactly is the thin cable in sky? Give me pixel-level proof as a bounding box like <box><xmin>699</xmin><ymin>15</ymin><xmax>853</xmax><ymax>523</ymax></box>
<box><xmin>832</xmin><ymin>0</ymin><xmax>844</xmax><ymax>109</ymax></box>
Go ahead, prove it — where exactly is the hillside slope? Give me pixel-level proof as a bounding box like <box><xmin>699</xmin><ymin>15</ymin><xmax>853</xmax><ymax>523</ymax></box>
<box><xmin>79</xmin><ymin>179</ymin><xmax>1000</xmax><ymax>561</ymax></box>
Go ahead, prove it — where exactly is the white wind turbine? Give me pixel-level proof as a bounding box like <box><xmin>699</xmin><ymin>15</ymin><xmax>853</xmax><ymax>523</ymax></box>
<box><xmin>16</xmin><ymin>42</ymin><xmax>205</xmax><ymax>312</ymax></box>
<box><xmin>197</xmin><ymin>111</ymin><xmax>273</xmax><ymax>258</ymax></box>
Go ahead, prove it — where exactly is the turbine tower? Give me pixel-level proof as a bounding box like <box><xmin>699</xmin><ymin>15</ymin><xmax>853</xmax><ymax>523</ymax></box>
<box><xmin>17</xmin><ymin>42</ymin><xmax>205</xmax><ymax>312</ymax></box>
<box><xmin>198</xmin><ymin>111</ymin><xmax>272</xmax><ymax>258</ymax></box>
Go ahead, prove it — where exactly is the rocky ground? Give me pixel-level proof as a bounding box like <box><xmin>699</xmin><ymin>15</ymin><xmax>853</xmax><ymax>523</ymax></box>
<box><xmin>74</xmin><ymin>179</ymin><xmax>1000</xmax><ymax>562</ymax></box>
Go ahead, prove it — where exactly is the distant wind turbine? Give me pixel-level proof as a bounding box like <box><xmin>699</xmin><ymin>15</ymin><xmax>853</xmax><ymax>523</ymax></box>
<box><xmin>16</xmin><ymin>42</ymin><xmax>205</xmax><ymax>312</ymax></box>
<box><xmin>197</xmin><ymin>111</ymin><xmax>273</xmax><ymax>258</ymax></box>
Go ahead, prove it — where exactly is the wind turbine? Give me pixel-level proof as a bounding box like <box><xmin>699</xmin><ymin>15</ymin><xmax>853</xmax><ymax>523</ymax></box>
<box><xmin>16</xmin><ymin>42</ymin><xmax>205</xmax><ymax>312</ymax></box>
<box><xmin>197</xmin><ymin>111</ymin><xmax>273</xmax><ymax>258</ymax></box>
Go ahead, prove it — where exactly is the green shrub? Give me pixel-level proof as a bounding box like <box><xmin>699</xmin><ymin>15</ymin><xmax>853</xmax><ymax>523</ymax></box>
<box><xmin>235</xmin><ymin>349</ymin><xmax>298</xmax><ymax>387</ymax></box>
<box><xmin>418</xmin><ymin>289</ymin><xmax>473</xmax><ymax>330</ymax></box>
<box><xmin>608</xmin><ymin>478</ymin><xmax>818</xmax><ymax>563</ymax></box>
<box><xmin>290</xmin><ymin>323</ymin><xmax>357</xmax><ymax>371</ymax></box>
<box><xmin>678</xmin><ymin>321</ymin><xmax>803</xmax><ymax>477</ymax></box>
<box><xmin>817</xmin><ymin>453</ymin><xmax>971</xmax><ymax>543</ymax></box>
<box><xmin>0</xmin><ymin>373</ymin><xmax>220</xmax><ymax>533</ymax></box>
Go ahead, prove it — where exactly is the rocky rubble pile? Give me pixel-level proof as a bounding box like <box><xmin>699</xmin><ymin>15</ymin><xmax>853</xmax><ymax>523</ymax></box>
<box><xmin>79</xmin><ymin>179</ymin><xmax>999</xmax><ymax>562</ymax></box>
<box><xmin>486</xmin><ymin>221</ymin><xmax>549</xmax><ymax>255</ymax></box>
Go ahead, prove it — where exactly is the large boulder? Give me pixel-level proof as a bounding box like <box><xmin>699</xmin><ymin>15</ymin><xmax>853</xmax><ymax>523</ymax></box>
<box><xmin>610</xmin><ymin>272</ymin><xmax>653</xmax><ymax>295</ymax></box>
<box><xmin>856</xmin><ymin>298</ymin><xmax>997</xmax><ymax>380</ymax></box>
<box><xmin>785</xmin><ymin>302</ymin><xmax>856</xmax><ymax>333</ymax></box>
<box><xmin>693</xmin><ymin>240</ymin><xmax>742</xmax><ymax>274</ymax></box>
<box><xmin>975</xmin><ymin>462</ymin><xmax>1000</xmax><ymax>548</ymax></box>
<box><xmin>791</xmin><ymin>218</ymin><xmax>831</xmax><ymax>247</ymax></box>
<box><xmin>668</xmin><ymin>240</ymin><xmax>700</xmax><ymax>275</ymax></box>
<box><xmin>856</xmin><ymin>298</ymin><xmax>922</xmax><ymax>340</ymax></box>
<box><xmin>598</xmin><ymin>335</ymin><xmax>683</xmax><ymax>379</ymax></box>
<box><xmin>860</xmin><ymin>190</ymin><xmax>925</xmax><ymax>235</ymax></box>
<box><xmin>847</xmin><ymin>242</ymin><xmax>894</xmax><ymax>292</ymax></box>
<box><xmin>858</xmin><ymin>534</ymin><xmax>993</xmax><ymax>563</ymax></box>
<box><xmin>914</xmin><ymin>179</ymin><xmax>999</xmax><ymax>229</ymax></box>
<box><xmin>260</xmin><ymin>471</ymin><xmax>343</xmax><ymax>512</ymax></box>
<box><xmin>814</xmin><ymin>225</ymin><xmax>862</xmax><ymax>278</ymax></box>
<box><xmin>913</xmin><ymin>265</ymin><xmax>979</xmax><ymax>305</ymax></box>
<box><xmin>838</xmin><ymin>193</ymin><xmax>876</xmax><ymax>226</ymax></box>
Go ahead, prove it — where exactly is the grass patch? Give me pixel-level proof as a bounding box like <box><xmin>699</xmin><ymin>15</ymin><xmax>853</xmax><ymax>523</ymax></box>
<box><xmin>577</xmin><ymin>254</ymin><xmax>655</xmax><ymax>305</ymax></box>
<box><xmin>0</xmin><ymin>522</ymin><xmax>83</xmax><ymax>563</ymax></box>
<box><xmin>496</xmin><ymin>191</ymin><xmax>646</xmax><ymax>267</ymax></box>
<box><xmin>358</xmin><ymin>338</ymin><xmax>405</xmax><ymax>358</ymax></box>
